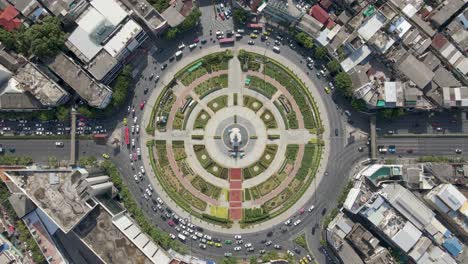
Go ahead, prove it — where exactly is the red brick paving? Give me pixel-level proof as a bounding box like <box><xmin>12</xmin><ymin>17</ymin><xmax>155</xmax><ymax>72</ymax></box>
<box><xmin>229</xmin><ymin>208</ymin><xmax>242</xmax><ymax>220</ymax></box>
<box><xmin>229</xmin><ymin>168</ymin><xmax>242</xmax><ymax>180</ymax></box>
<box><xmin>229</xmin><ymin>168</ymin><xmax>243</xmax><ymax>221</ymax></box>
<box><xmin>230</xmin><ymin>181</ymin><xmax>242</xmax><ymax>189</ymax></box>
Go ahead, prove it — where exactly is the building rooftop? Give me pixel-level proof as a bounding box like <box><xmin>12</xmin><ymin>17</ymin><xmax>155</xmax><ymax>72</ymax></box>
<box><xmin>46</xmin><ymin>53</ymin><xmax>112</xmax><ymax>108</ymax></box>
<box><xmin>429</xmin><ymin>0</ymin><xmax>465</xmax><ymax>28</ymax></box>
<box><xmin>39</xmin><ymin>0</ymin><xmax>85</xmax><ymax>17</ymax></box>
<box><xmin>125</xmin><ymin>0</ymin><xmax>166</xmax><ymax>31</ymax></box>
<box><xmin>14</xmin><ymin>62</ymin><xmax>69</xmax><ymax>106</ymax></box>
<box><xmin>433</xmin><ymin>66</ymin><xmax>462</xmax><ymax>88</ymax></box>
<box><xmin>357</xmin><ymin>12</ymin><xmax>387</xmax><ymax>42</ymax></box>
<box><xmin>0</xmin><ymin>5</ymin><xmax>21</xmax><ymax>31</ymax></box>
<box><xmin>161</xmin><ymin>0</ymin><xmax>189</xmax><ymax>27</ymax></box>
<box><xmin>396</xmin><ymin>54</ymin><xmax>434</xmax><ymax>89</ymax></box>
<box><xmin>446</xmin><ymin>9</ymin><xmax>468</xmax><ymax>52</ymax></box>
<box><xmin>74</xmin><ymin>207</ymin><xmax>153</xmax><ymax>264</ymax></box>
<box><xmin>380</xmin><ymin>183</ymin><xmax>435</xmax><ymax>230</ymax></box>
<box><xmin>326</xmin><ymin>212</ymin><xmax>364</xmax><ymax>264</ymax></box>
<box><xmin>5</xmin><ymin>169</ymin><xmax>95</xmax><ymax>233</ymax></box>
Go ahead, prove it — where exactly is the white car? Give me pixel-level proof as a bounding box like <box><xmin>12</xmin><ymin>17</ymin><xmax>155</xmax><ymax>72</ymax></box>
<box><xmin>137</xmin><ymin>148</ymin><xmax>141</xmax><ymax>156</ymax></box>
<box><xmin>156</xmin><ymin>197</ymin><xmax>163</xmax><ymax>204</ymax></box>
<box><xmin>131</xmin><ymin>138</ymin><xmax>135</xmax><ymax>148</ymax></box>
<box><xmin>131</xmin><ymin>125</ymin><xmax>135</xmax><ymax>134</ymax></box>
<box><xmin>284</xmin><ymin>219</ymin><xmax>292</xmax><ymax>226</ymax></box>
<box><xmin>169</xmin><ymin>234</ymin><xmax>176</xmax><ymax>239</ymax></box>
<box><xmin>308</xmin><ymin>205</ymin><xmax>315</xmax><ymax>212</ymax></box>
<box><xmin>189</xmin><ymin>43</ymin><xmax>197</xmax><ymax>49</ymax></box>
<box><xmin>182</xmin><ymin>230</ymin><xmax>189</xmax><ymax>236</ymax></box>
<box><xmin>136</xmin><ymin>125</ymin><xmax>140</xmax><ymax>133</ymax></box>
<box><xmin>234</xmin><ymin>246</ymin><xmax>241</xmax><ymax>251</ymax></box>
<box><xmin>187</xmin><ymin>223</ymin><xmax>195</xmax><ymax>229</ymax></box>
<box><xmin>191</xmin><ymin>235</ymin><xmax>198</xmax><ymax>240</ymax></box>
<box><xmin>55</xmin><ymin>142</ymin><xmax>64</xmax><ymax>147</ymax></box>
<box><xmin>143</xmin><ymin>193</ymin><xmax>149</xmax><ymax>200</ymax></box>
<box><xmin>293</xmin><ymin>219</ymin><xmax>302</xmax><ymax>226</ymax></box>
<box><xmin>134</xmin><ymin>175</ymin><xmax>139</xmax><ymax>182</ymax></box>
<box><xmin>133</xmin><ymin>116</ymin><xmax>138</xmax><ymax>123</ymax></box>
<box><xmin>148</xmin><ymin>184</ymin><xmax>153</xmax><ymax>192</ymax></box>
<box><xmin>244</xmin><ymin>243</ymin><xmax>252</xmax><ymax>248</ymax></box>
<box><xmin>199</xmin><ymin>243</ymin><xmax>206</xmax><ymax>249</ymax></box>
<box><xmin>140</xmin><ymin>166</ymin><xmax>145</xmax><ymax>174</ymax></box>
<box><xmin>234</xmin><ymin>235</ymin><xmax>242</xmax><ymax>240</ymax></box>
<box><xmin>265</xmin><ymin>241</ymin><xmax>272</xmax><ymax>246</ymax></box>
<box><xmin>203</xmin><ymin>234</ymin><xmax>212</xmax><ymax>240</ymax></box>
<box><xmin>287</xmin><ymin>250</ymin><xmax>294</xmax><ymax>256</ymax></box>
<box><xmin>178</xmin><ymin>43</ymin><xmax>186</xmax><ymax>50</ymax></box>
<box><xmin>195</xmin><ymin>232</ymin><xmax>203</xmax><ymax>238</ymax></box>
<box><xmin>187</xmin><ymin>228</ymin><xmax>194</xmax><ymax>233</ymax></box>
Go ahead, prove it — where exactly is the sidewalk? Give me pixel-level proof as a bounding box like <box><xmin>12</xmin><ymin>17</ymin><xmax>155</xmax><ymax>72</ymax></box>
<box><xmin>140</xmin><ymin>44</ymin><xmax>332</xmax><ymax>234</ymax></box>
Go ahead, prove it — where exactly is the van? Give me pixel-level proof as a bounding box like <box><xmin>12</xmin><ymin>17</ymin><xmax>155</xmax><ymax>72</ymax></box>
<box><xmin>178</xmin><ymin>234</ymin><xmax>186</xmax><ymax>242</ymax></box>
<box><xmin>175</xmin><ymin>50</ymin><xmax>183</xmax><ymax>57</ymax></box>
<box><xmin>273</xmin><ymin>46</ymin><xmax>280</xmax><ymax>53</ymax></box>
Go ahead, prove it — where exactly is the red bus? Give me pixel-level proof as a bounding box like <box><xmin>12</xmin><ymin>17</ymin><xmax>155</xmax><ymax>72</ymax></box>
<box><xmin>219</xmin><ymin>38</ymin><xmax>234</xmax><ymax>44</ymax></box>
<box><xmin>247</xmin><ymin>23</ymin><xmax>263</xmax><ymax>29</ymax></box>
<box><xmin>124</xmin><ymin>127</ymin><xmax>130</xmax><ymax>145</ymax></box>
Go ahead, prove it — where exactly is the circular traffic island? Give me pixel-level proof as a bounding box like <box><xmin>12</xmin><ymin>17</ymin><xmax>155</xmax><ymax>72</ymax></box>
<box><xmin>144</xmin><ymin>49</ymin><xmax>324</xmax><ymax>229</ymax></box>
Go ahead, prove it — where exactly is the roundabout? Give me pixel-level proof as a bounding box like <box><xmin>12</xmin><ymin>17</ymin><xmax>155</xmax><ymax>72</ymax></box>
<box><xmin>142</xmin><ymin>48</ymin><xmax>327</xmax><ymax>230</ymax></box>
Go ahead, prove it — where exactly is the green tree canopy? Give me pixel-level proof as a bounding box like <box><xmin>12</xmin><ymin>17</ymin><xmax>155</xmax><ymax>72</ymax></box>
<box><xmin>326</xmin><ymin>59</ymin><xmax>341</xmax><ymax>75</ymax></box>
<box><xmin>295</xmin><ymin>32</ymin><xmax>314</xmax><ymax>49</ymax></box>
<box><xmin>379</xmin><ymin>108</ymin><xmax>405</xmax><ymax>120</ymax></box>
<box><xmin>111</xmin><ymin>65</ymin><xmax>132</xmax><ymax>108</ymax></box>
<box><xmin>314</xmin><ymin>46</ymin><xmax>328</xmax><ymax>60</ymax></box>
<box><xmin>334</xmin><ymin>72</ymin><xmax>353</xmax><ymax>96</ymax></box>
<box><xmin>233</xmin><ymin>8</ymin><xmax>249</xmax><ymax>24</ymax></box>
<box><xmin>17</xmin><ymin>16</ymin><xmax>66</xmax><ymax>58</ymax></box>
<box><xmin>0</xmin><ymin>29</ymin><xmax>16</xmax><ymax>50</ymax></box>
<box><xmin>56</xmin><ymin>105</ymin><xmax>70</xmax><ymax>121</ymax></box>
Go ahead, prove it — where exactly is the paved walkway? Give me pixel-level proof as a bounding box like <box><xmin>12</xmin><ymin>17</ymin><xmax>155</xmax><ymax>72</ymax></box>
<box><xmin>140</xmin><ymin>45</ymin><xmax>332</xmax><ymax>233</ymax></box>
<box><xmin>228</xmin><ymin>168</ymin><xmax>243</xmax><ymax>221</ymax></box>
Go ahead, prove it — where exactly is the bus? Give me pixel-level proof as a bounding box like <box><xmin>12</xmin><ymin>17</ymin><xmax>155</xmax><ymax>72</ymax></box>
<box><xmin>247</xmin><ymin>23</ymin><xmax>263</xmax><ymax>29</ymax></box>
<box><xmin>219</xmin><ymin>38</ymin><xmax>234</xmax><ymax>44</ymax></box>
<box><xmin>124</xmin><ymin>127</ymin><xmax>130</xmax><ymax>146</ymax></box>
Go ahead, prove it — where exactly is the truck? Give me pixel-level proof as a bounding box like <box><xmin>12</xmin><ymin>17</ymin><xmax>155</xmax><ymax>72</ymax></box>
<box><xmin>178</xmin><ymin>234</ymin><xmax>186</xmax><ymax>242</ymax></box>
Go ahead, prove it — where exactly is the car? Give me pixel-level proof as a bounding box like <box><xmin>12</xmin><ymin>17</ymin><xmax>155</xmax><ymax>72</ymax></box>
<box><xmin>140</xmin><ymin>101</ymin><xmax>145</xmax><ymax>109</ymax></box>
<box><xmin>178</xmin><ymin>43</ymin><xmax>185</xmax><ymax>50</ymax></box>
<box><xmin>250</xmin><ymin>33</ymin><xmax>258</xmax><ymax>39</ymax></box>
<box><xmin>324</xmin><ymin>86</ymin><xmax>331</xmax><ymax>94</ymax></box>
<box><xmin>55</xmin><ymin>142</ymin><xmax>64</xmax><ymax>147</ymax></box>
<box><xmin>219</xmin><ymin>12</ymin><xmax>225</xmax><ymax>20</ymax></box>
<box><xmin>193</xmin><ymin>38</ymin><xmax>199</xmax><ymax>43</ymax></box>
<box><xmin>189</xmin><ymin>43</ymin><xmax>197</xmax><ymax>49</ymax></box>
<box><xmin>234</xmin><ymin>235</ymin><xmax>242</xmax><ymax>240</ymax></box>
<box><xmin>248</xmin><ymin>40</ymin><xmax>255</xmax><ymax>45</ymax></box>
<box><xmin>308</xmin><ymin>205</ymin><xmax>315</xmax><ymax>212</ymax></box>
<box><xmin>274</xmin><ymin>40</ymin><xmax>281</xmax><ymax>45</ymax></box>
<box><xmin>169</xmin><ymin>234</ymin><xmax>176</xmax><ymax>239</ymax></box>
<box><xmin>265</xmin><ymin>240</ymin><xmax>272</xmax><ymax>246</ymax></box>
<box><xmin>293</xmin><ymin>219</ymin><xmax>302</xmax><ymax>226</ymax></box>
<box><xmin>455</xmin><ymin>149</ymin><xmax>462</xmax><ymax>154</ymax></box>
<box><xmin>388</xmin><ymin>145</ymin><xmax>396</xmax><ymax>153</ymax></box>
<box><xmin>191</xmin><ymin>235</ymin><xmax>197</xmax><ymax>240</ymax></box>
<box><xmin>129</xmin><ymin>153</ymin><xmax>133</xmax><ymax>160</ymax></box>
<box><xmin>215</xmin><ymin>243</ymin><xmax>222</xmax><ymax>248</ymax></box>
<box><xmin>224</xmin><ymin>239</ymin><xmax>232</xmax><ymax>244</ymax></box>
<box><xmin>224</xmin><ymin>253</ymin><xmax>232</xmax><ymax>257</ymax></box>
<box><xmin>143</xmin><ymin>193</ymin><xmax>149</xmax><ymax>200</ymax></box>
<box><xmin>207</xmin><ymin>241</ymin><xmax>214</xmax><ymax>246</ymax></box>
<box><xmin>151</xmin><ymin>205</ymin><xmax>157</xmax><ymax>212</ymax></box>
<box><xmin>274</xmin><ymin>244</ymin><xmax>281</xmax><ymax>249</ymax></box>
<box><xmin>247</xmin><ymin>247</ymin><xmax>254</xmax><ymax>252</ymax></box>
<box><xmin>284</xmin><ymin>219</ymin><xmax>292</xmax><ymax>226</ymax></box>
<box><xmin>133</xmin><ymin>152</ymin><xmax>137</xmax><ymax>161</ymax></box>
<box><xmin>195</xmin><ymin>232</ymin><xmax>203</xmax><ymax>238</ymax></box>
<box><xmin>199</xmin><ymin>243</ymin><xmax>206</xmax><ymax>249</ymax></box>
<box><xmin>358</xmin><ymin>146</ymin><xmax>364</xmax><ymax>152</ymax></box>
<box><xmin>137</xmin><ymin>148</ymin><xmax>141</xmax><ymax>156</ymax></box>
<box><xmin>316</xmin><ymin>71</ymin><xmax>321</xmax><ymax>78</ymax></box>
<box><xmin>335</xmin><ymin>128</ymin><xmax>339</xmax><ymax>136</ymax></box>
<box><xmin>235</xmin><ymin>239</ymin><xmax>243</xmax><ymax>245</ymax></box>
<box><xmin>244</xmin><ymin>243</ymin><xmax>252</xmax><ymax>248</ymax></box>
<box><xmin>161</xmin><ymin>64</ymin><xmax>167</xmax><ymax>70</ymax></box>
<box><xmin>200</xmin><ymin>39</ymin><xmax>207</xmax><ymax>44</ymax></box>
<box><xmin>344</xmin><ymin>110</ymin><xmax>352</xmax><ymax>117</ymax></box>
<box><xmin>136</xmin><ymin>125</ymin><xmax>140</xmax><ymax>134</ymax></box>
<box><xmin>131</xmin><ymin>125</ymin><xmax>135</xmax><ymax>134</ymax></box>
<box><xmin>141</xmin><ymin>166</ymin><xmax>145</xmax><ymax>174</ymax></box>
<box><xmin>329</xmin><ymin>81</ymin><xmax>335</xmax><ymax>89</ymax></box>
<box><xmin>203</xmin><ymin>234</ymin><xmax>212</xmax><ymax>240</ymax></box>
<box><xmin>234</xmin><ymin>246</ymin><xmax>241</xmax><ymax>251</ymax></box>
<box><xmin>182</xmin><ymin>230</ymin><xmax>189</xmax><ymax>236</ymax></box>
<box><xmin>102</xmin><ymin>153</ymin><xmax>109</xmax><ymax>159</ymax></box>
<box><xmin>273</xmin><ymin>46</ymin><xmax>280</xmax><ymax>53</ymax></box>
<box><xmin>147</xmin><ymin>184</ymin><xmax>152</xmax><ymax>191</ymax></box>
<box><xmin>287</xmin><ymin>250</ymin><xmax>294</xmax><ymax>256</ymax></box>
<box><xmin>131</xmin><ymin>138</ymin><xmax>135</xmax><ymax>148</ymax></box>
<box><xmin>294</xmin><ymin>247</ymin><xmax>301</xmax><ymax>254</ymax></box>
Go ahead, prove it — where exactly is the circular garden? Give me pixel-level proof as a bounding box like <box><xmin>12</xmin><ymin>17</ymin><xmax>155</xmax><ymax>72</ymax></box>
<box><xmin>145</xmin><ymin>49</ymin><xmax>324</xmax><ymax>228</ymax></box>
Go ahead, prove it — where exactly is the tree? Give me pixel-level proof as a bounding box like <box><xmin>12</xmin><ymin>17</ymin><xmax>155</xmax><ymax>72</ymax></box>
<box><xmin>379</xmin><ymin>108</ymin><xmax>405</xmax><ymax>120</ymax></box>
<box><xmin>178</xmin><ymin>8</ymin><xmax>201</xmax><ymax>32</ymax></box>
<box><xmin>38</xmin><ymin>110</ymin><xmax>55</xmax><ymax>121</ymax></box>
<box><xmin>295</xmin><ymin>32</ymin><xmax>314</xmax><ymax>49</ymax></box>
<box><xmin>334</xmin><ymin>72</ymin><xmax>353</xmax><ymax>96</ymax></box>
<box><xmin>77</xmin><ymin>106</ymin><xmax>96</xmax><ymax>119</ymax></box>
<box><xmin>314</xmin><ymin>46</ymin><xmax>328</xmax><ymax>60</ymax></box>
<box><xmin>0</xmin><ymin>29</ymin><xmax>16</xmax><ymax>50</ymax></box>
<box><xmin>220</xmin><ymin>257</ymin><xmax>236</xmax><ymax>264</ymax></box>
<box><xmin>351</xmin><ymin>98</ymin><xmax>367</xmax><ymax>111</ymax></box>
<box><xmin>56</xmin><ymin>105</ymin><xmax>70</xmax><ymax>121</ymax></box>
<box><xmin>249</xmin><ymin>256</ymin><xmax>258</xmax><ymax>264</ymax></box>
<box><xmin>17</xmin><ymin>16</ymin><xmax>65</xmax><ymax>58</ymax></box>
<box><xmin>111</xmin><ymin>65</ymin><xmax>132</xmax><ymax>108</ymax></box>
<box><xmin>326</xmin><ymin>59</ymin><xmax>341</xmax><ymax>75</ymax></box>
<box><xmin>233</xmin><ymin>8</ymin><xmax>248</xmax><ymax>24</ymax></box>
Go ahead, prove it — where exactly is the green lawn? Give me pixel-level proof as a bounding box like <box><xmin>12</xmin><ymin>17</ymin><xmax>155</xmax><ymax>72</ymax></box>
<box><xmin>247</xmin><ymin>75</ymin><xmax>278</xmax><ymax>99</ymax></box>
<box><xmin>208</xmin><ymin>95</ymin><xmax>228</xmax><ymax>112</ymax></box>
<box><xmin>193</xmin><ymin>110</ymin><xmax>210</xmax><ymax>130</ymax></box>
<box><xmin>191</xmin><ymin>175</ymin><xmax>222</xmax><ymax>199</ymax></box>
<box><xmin>180</xmin><ymin>67</ymin><xmax>208</xmax><ymax>86</ymax></box>
<box><xmin>243</xmin><ymin>95</ymin><xmax>263</xmax><ymax>112</ymax></box>
<box><xmin>194</xmin><ymin>74</ymin><xmax>228</xmax><ymax>98</ymax></box>
<box><xmin>261</xmin><ymin>109</ymin><xmax>277</xmax><ymax>129</ymax></box>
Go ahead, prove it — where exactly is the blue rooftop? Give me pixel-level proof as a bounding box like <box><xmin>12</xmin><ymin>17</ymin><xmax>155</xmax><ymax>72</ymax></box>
<box><xmin>443</xmin><ymin>237</ymin><xmax>463</xmax><ymax>257</ymax></box>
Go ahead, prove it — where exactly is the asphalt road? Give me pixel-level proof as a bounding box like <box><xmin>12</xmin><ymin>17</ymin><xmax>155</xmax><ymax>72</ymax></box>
<box><xmin>377</xmin><ymin>136</ymin><xmax>468</xmax><ymax>157</ymax></box>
